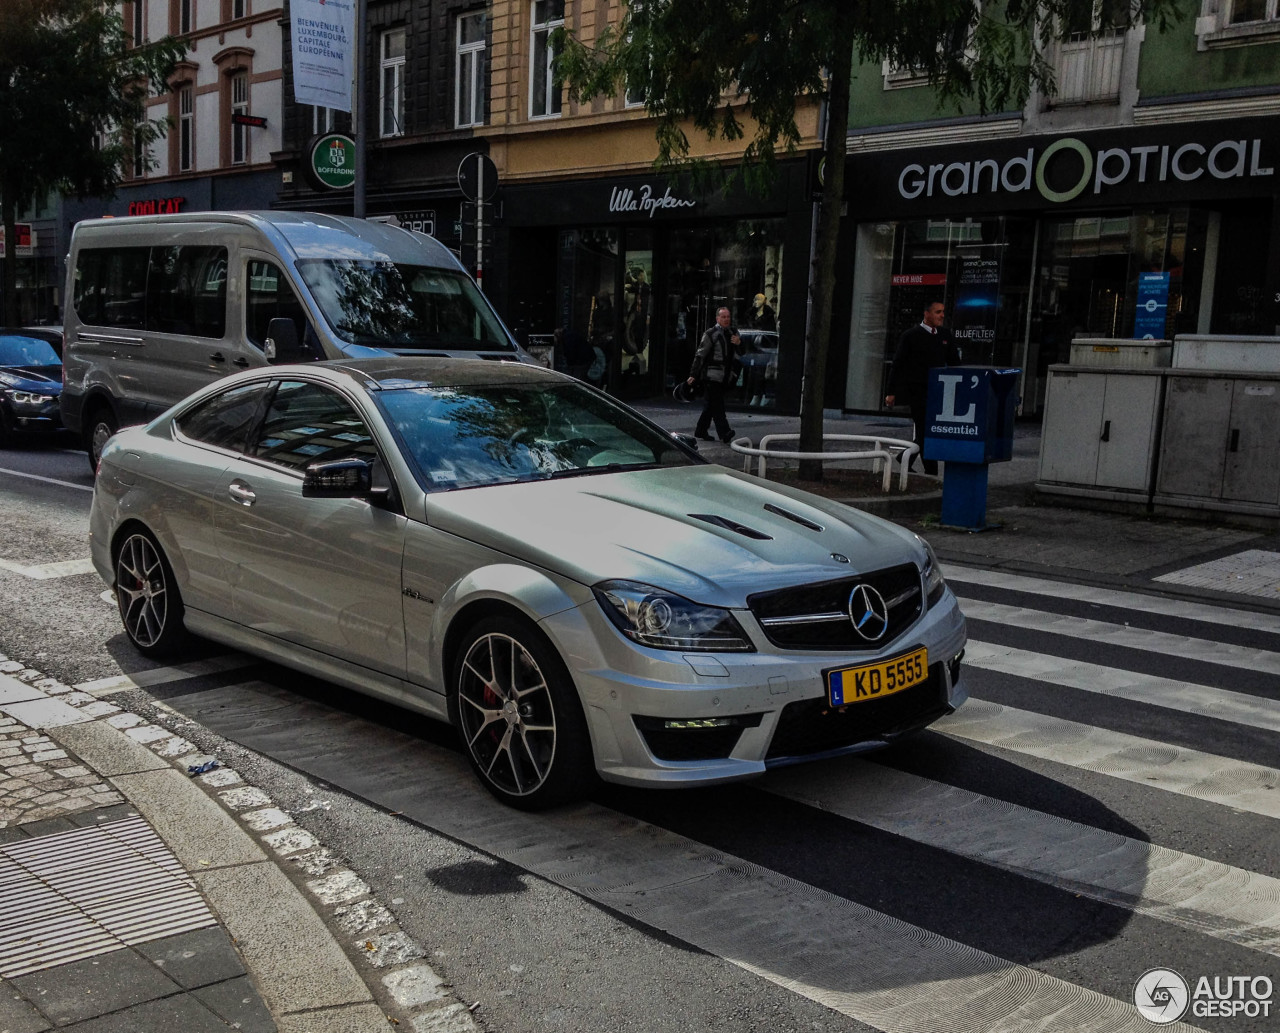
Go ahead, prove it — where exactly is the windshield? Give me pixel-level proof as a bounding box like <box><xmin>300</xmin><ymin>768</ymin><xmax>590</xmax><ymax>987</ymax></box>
<box><xmin>295</xmin><ymin>260</ymin><xmax>516</xmax><ymax>352</ymax></box>
<box><xmin>376</xmin><ymin>381</ymin><xmax>701</xmax><ymax>492</ymax></box>
<box><xmin>0</xmin><ymin>335</ymin><xmax>60</xmax><ymax>366</ymax></box>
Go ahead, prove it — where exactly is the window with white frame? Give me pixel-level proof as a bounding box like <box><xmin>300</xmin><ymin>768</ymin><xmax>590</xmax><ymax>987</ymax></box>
<box><xmin>179</xmin><ymin>0</ymin><xmax>192</xmax><ymax>34</ymax></box>
<box><xmin>456</xmin><ymin>11</ymin><xmax>486</xmax><ymax>127</ymax></box>
<box><xmin>380</xmin><ymin>27</ymin><xmax>406</xmax><ymax>137</ymax></box>
<box><xmin>132</xmin><ymin>126</ymin><xmax>147</xmax><ymax>178</ymax></box>
<box><xmin>179</xmin><ymin>84</ymin><xmax>194</xmax><ymax>171</ymax></box>
<box><xmin>232</xmin><ymin>0</ymin><xmax>245</xmax><ymax>17</ymax></box>
<box><xmin>530</xmin><ymin>0</ymin><xmax>564</xmax><ymax>118</ymax></box>
<box><xmin>132</xmin><ymin>0</ymin><xmax>145</xmax><ymax>43</ymax></box>
<box><xmin>624</xmin><ymin>1</ymin><xmax>648</xmax><ymax>107</ymax></box>
<box><xmin>231</xmin><ymin>71</ymin><xmax>248</xmax><ymax>164</ymax></box>
<box><xmin>1196</xmin><ymin>0</ymin><xmax>1280</xmax><ymax>45</ymax></box>
<box><xmin>882</xmin><ymin>12</ymin><xmax>978</xmax><ymax>89</ymax></box>
<box><xmin>312</xmin><ymin>105</ymin><xmax>335</xmax><ymax>133</ymax></box>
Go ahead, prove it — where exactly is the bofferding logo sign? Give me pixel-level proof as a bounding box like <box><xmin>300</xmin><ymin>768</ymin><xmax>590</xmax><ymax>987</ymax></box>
<box><xmin>854</xmin><ymin>118</ymin><xmax>1280</xmax><ymax>214</ymax></box>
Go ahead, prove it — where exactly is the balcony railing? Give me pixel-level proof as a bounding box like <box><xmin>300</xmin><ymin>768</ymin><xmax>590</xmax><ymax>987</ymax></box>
<box><xmin>1052</xmin><ymin>28</ymin><xmax>1125</xmax><ymax>104</ymax></box>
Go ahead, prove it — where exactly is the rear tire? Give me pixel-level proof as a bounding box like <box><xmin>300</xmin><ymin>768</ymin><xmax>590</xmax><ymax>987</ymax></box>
<box><xmin>114</xmin><ymin>530</ymin><xmax>189</xmax><ymax>658</ymax></box>
<box><xmin>449</xmin><ymin>614</ymin><xmax>592</xmax><ymax>810</ymax></box>
<box><xmin>85</xmin><ymin>405</ymin><xmax>118</xmax><ymax>475</ymax></box>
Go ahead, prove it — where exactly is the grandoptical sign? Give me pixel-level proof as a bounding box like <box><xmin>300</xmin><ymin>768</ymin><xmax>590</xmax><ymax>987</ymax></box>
<box><xmin>308</xmin><ymin>134</ymin><xmax>356</xmax><ymax>191</ymax></box>
<box><xmin>853</xmin><ymin>117</ymin><xmax>1280</xmax><ymax>216</ymax></box>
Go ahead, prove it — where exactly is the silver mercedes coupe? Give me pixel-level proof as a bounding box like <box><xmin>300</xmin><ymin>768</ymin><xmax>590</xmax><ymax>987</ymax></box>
<box><xmin>89</xmin><ymin>358</ymin><xmax>967</xmax><ymax>808</ymax></box>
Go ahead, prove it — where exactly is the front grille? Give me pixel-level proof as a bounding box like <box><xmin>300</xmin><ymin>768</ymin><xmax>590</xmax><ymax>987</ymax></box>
<box><xmin>765</xmin><ymin>664</ymin><xmax>949</xmax><ymax>760</ymax></box>
<box><xmin>747</xmin><ymin>563</ymin><xmax>923</xmax><ymax>651</ymax></box>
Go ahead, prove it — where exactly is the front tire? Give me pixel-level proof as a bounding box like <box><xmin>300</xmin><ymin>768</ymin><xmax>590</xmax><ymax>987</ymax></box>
<box><xmin>449</xmin><ymin>615</ymin><xmax>591</xmax><ymax>810</ymax></box>
<box><xmin>114</xmin><ymin>530</ymin><xmax>189</xmax><ymax>658</ymax></box>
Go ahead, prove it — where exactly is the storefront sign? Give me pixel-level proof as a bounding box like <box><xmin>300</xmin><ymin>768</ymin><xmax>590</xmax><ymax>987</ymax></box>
<box><xmin>127</xmin><ymin>197</ymin><xmax>186</xmax><ymax>216</ymax></box>
<box><xmin>395</xmin><ymin>210</ymin><xmax>437</xmax><ymax>236</ymax></box>
<box><xmin>891</xmin><ymin>273</ymin><xmax>948</xmax><ymax>286</ymax></box>
<box><xmin>1134</xmin><ymin>272</ymin><xmax>1171</xmax><ymax>339</ymax></box>
<box><xmin>231</xmin><ymin>113</ymin><xmax>268</xmax><ymax>128</ymax></box>
<box><xmin>853</xmin><ymin>118</ymin><xmax>1280</xmax><ymax>215</ymax></box>
<box><xmin>0</xmin><ymin>224</ymin><xmax>35</xmax><ymax>258</ymax></box>
<box><xmin>608</xmin><ymin>184</ymin><xmax>697</xmax><ymax>218</ymax></box>
<box><xmin>308</xmin><ymin>134</ymin><xmax>356</xmax><ymax>191</ymax></box>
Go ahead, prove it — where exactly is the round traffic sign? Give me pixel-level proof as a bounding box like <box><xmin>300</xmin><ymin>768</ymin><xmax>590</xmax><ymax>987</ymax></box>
<box><xmin>458</xmin><ymin>152</ymin><xmax>499</xmax><ymax>202</ymax></box>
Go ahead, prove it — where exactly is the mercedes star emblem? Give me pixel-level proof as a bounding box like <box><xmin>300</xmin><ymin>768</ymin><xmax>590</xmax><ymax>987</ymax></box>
<box><xmin>847</xmin><ymin>583</ymin><xmax>890</xmax><ymax>642</ymax></box>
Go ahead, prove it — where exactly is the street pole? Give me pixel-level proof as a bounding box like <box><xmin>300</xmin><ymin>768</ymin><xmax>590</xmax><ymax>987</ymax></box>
<box><xmin>475</xmin><ymin>160</ymin><xmax>484</xmax><ymax>293</ymax></box>
<box><xmin>352</xmin><ymin>0</ymin><xmax>367</xmax><ymax>218</ymax></box>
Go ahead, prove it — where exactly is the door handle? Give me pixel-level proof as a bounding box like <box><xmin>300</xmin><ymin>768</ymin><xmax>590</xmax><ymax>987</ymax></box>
<box><xmin>228</xmin><ymin>480</ymin><xmax>256</xmax><ymax>506</ymax></box>
<box><xmin>232</xmin><ymin>356</ymin><xmax>250</xmax><ymax>368</ymax></box>
<box><xmin>210</xmin><ymin>351</ymin><xmax>227</xmax><ymax>363</ymax></box>
<box><xmin>1099</xmin><ymin>419</ymin><xmax>1111</xmax><ymax>443</ymax></box>
<box><xmin>1229</xmin><ymin>428</ymin><xmax>1240</xmax><ymax>453</ymax></box>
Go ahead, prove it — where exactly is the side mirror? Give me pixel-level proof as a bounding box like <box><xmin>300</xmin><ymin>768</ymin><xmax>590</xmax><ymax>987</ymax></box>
<box><xmin>673</xmin><ymin>432</ymin><xmax>699</xmax><ymax>451</ymax></box>
<box><xmin>264</xmin><ymin>317</ymin><xmax>303</xmax><ymax>364</ymax></box>
<box><xmin>303</xmin><ymin>457</ymin><xmax>373</xmax><ymax>498</ymax></box>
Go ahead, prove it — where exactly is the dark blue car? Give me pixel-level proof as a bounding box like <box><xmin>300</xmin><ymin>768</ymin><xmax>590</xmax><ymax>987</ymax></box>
<box><xmin>0</xmin><ymin>328</ymin><xmax>64</xmax><ymax>447</ymax></box>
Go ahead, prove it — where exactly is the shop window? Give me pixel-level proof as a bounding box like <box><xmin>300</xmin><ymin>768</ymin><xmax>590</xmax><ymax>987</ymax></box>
<box><xmin>1196</xmin><ymin>0</ymin><xmax>1280</xmax><ymax>46</ymax></box>
<box><xmin>380</xmin><ymin>27</ymin><xmax>406</xmax><ymax>137</ymax></box>
<box><xmin>530</xmin><ymin>0</ymin><xmax>564</xmax><ymax>118</ymax></box>
<box><xmin>456</xmin><ymin>12</ymin><xmax>486</xmax><ymax>127</ymax></box>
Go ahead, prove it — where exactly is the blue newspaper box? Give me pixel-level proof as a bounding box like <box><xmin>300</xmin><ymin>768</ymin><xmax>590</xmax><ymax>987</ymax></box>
<box><xmin>923</xmin><ymin>366</ymin><xmax>1020</xmax><ymax>529</ymax></box>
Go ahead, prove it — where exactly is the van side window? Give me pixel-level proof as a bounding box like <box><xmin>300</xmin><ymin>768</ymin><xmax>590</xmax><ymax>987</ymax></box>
<box><xmin>148</xmin><ymin>246</ymin><xmax>228</xmax><ymax>338</ymax></box>
<box><xmin>73</xmin><ymin>247</ymin><xmax>150</xmax><ymax>329</ymax></box>
<box><xmin>246</xmin><ymin>260</ymin><xmax>308</xmax><ymax>351</ymax></box>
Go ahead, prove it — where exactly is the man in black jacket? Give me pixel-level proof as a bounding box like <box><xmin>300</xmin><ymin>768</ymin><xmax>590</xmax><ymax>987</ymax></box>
<box><xmin>687</xmin><ymin>307</ymin><xmax>741</xmax><ymax>443</ymax></box>
<box><xmin>885</xmin><ymin>300</ymin><xmax>961</xmax><ymax>474</ymax></box>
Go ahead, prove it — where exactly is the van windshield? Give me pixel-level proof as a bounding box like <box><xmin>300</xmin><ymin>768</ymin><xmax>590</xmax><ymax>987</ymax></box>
<box><xmin>295</xmin><ymin>260</ymin><xmax>516</xmax><ymax>353</ymax></box>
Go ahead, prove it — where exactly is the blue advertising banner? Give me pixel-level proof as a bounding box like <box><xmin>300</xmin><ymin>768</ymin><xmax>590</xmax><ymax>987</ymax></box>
<box><xmin>952</xmin><ymin>249</ymin><xmax>1001</xmax><ymax>360</ymax></box>
<box><xmin>1134</xmin><ymin>272</ymin><xmax>1170</xmax><ymax>340</ymax></box>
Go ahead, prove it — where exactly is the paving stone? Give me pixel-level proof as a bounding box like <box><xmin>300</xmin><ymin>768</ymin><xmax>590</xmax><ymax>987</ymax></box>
<box><xmin>141</xmin><ymin>927</ymin><xmax>246</xmax><ymax>989</ymax></box>
<box><xmin>105</xmin><ymin>713</ymin><xmax>144</xmax><ymax>729</ymax></box>
<box><xmin>55</xmin><ymin>766</ymin><xmax>91</xmax><ymax>779</ymax></box>
<box><xmin>382</xmin><ymin>963</ymin><xmax>447</xmax><ymax>1008</ymax></box>
<box><xmin>218</xmin><ymin>786</ymin><xmax>271</xmax><ymax>810</ymax></box>
<box><xmin>240</xmin><ymin>807</ymin><xmax>292</xmax><ymax>832</ymax></box>
<box><xmin>198</xmin><ymin>767</ymin><xmax>241</xmax><ymax>788</ymax></box>
<box><xmin>307</xmin><ymin>868</ymin><xmax>370</xmax><ymax>905</ymax></box>
<box><xmin>332</xmin><ymin>899</ymin><xmax>394</xmax><ymax>935</ymax></box>
<box><xmin>123</xmin><ymin>725</ymin><xmax>170</xmax><ymax>744</ymax></box>
<box><xmin>52</xmin><ymin>993</ymin><xmax>235</xmax><ymax>1033</ymax></box>
<box><xmin>191</xmin><ymin>975</ymin><xmax>277</xmax><ymax>1033</ymax></box>
<box><xmin>76</xmin><ymin>702</ymin><xmax>120</xmax><ymax>718</ymax></box>
<box><xmin>154</xmin><ymin>736</ymin><xmax>194</xmax><ymax>757</ymax></box>
<box><xmin>358</xmin><ymin>931</ymin><xmax>426</xmax><ymax>969</ymax></box>
<box><xmin>0</xmin><ymin>988</ymin><xmax>51</xmax><ymax>1032</ymax></box>
<box><xmin>9</xmin><ymin>949</ymin><xmax>180</xmax><ymax>1026</ymax></box>
<box><xmin>410</xmin><ymin>1002</ymin><xmax>479</xmax><ymax>1033</ymax></box>
<box><xmin>31</xmin><ymin>750</ymin><xmax>67</xmax><ymax>763</ymax></box>
<box><xmin>262</xmin><ymin>826</ymin><xmax>318</xmax><ymax>856</ymax></box>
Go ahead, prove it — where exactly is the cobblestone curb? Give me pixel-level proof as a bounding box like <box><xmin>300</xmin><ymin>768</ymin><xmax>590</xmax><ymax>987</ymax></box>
<box><xmin>0</xmin><ymin>654</ymin><xmax>481</xmax><ymax>1033</ymax></box>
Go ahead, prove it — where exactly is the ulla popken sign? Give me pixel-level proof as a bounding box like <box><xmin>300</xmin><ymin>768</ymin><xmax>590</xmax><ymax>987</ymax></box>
<box><xmin>608</xmin><ymin>183</ymin><xmax>697</xmax><ymax>218</ymax></box>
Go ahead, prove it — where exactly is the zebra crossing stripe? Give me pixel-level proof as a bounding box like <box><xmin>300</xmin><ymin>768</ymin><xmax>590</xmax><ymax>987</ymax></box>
<box><xmin>938</xmin><ymin>700</ymin><xmax>1280</xmax><ymax>819</ymax></box>
<box><xmin>765</xmin><ymin>761</ymin><xmax>1280</xmax><ymax>959</ymax></box>
<box><xmin>959</xmin><ymin>598</ymin><xmax>1280</xmax><ymax>675</ymax></box>
<box><xmin>497</xmin><ymin>805</ymin><xmax>1204</xmax><ymax>1033</ymax></box>
<box><xmin>964</xmin><ymin>639</ymin><xmax>1280</xmax><ymax>733</ymax></box>
<box><xmin>945</xmin><ymin>565</ymin><xmax>1280</xmax><ymax>633</ymax></box>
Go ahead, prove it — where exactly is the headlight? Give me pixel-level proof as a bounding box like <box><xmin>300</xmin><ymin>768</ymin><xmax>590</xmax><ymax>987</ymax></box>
<box><xmin>919</xmin><ymin>538</ymin><xmax>946</xmax><ymax>607</ymax></box>
<box><xmin>7</xmin><ymin>391</ymin><xmax>54</xmax><ymax>405</ymax></box>
<box><xmin>593</xmin><ymin>580</ymin><xmax>754</xmax><ymax>652</ymax></box>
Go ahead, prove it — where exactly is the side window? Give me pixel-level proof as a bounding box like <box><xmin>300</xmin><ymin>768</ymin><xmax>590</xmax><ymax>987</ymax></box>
<box><xmin>251</xmin><ymin>380</ymin><xmax>377</xmax><ymax>471</ymax></box>
<box><xmin>147</xmin><ymin>246</ymin><xmax>228</xmax><ymax>338</ymax></box>
<box><xmin>173</xmin><ymin>382</ymin><xmax>271</xmax><ymax>450</ymax></box>
<box><xmin>246</xmin><ymin>260</ymin><xmax>308</xmax><ymax>350</ymax></box>
<box><xmin>72</xmin><ymin>247</ymin><xmax>150</xmax><ymax>329</ymax></box>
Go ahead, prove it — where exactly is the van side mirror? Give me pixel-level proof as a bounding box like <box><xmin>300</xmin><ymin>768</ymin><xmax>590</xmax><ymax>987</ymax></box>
<box><xmin>264</xmin><ymin>317</ymin><xmax>303</xmax><ymax>364</ymax></box>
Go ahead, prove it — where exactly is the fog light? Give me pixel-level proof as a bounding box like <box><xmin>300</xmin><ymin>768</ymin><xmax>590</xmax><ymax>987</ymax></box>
<box><xmin>664</xmin><ymin>718</ymin><xmax>732</xmax><ymax>730</ymax></box>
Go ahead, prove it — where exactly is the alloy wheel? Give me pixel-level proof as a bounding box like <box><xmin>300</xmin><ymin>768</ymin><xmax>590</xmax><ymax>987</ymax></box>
<box><xmin>116</xmin><ymin>533</ymin><xmax>172</xmax><ymax>650</ymax></box>
<box><xmin>456</xmin><ymin>631</ymin><xmax>559</xmax><ymax>799</ymax></box>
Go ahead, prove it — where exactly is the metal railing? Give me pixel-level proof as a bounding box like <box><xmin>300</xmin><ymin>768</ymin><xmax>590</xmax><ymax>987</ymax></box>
<box><xmin>728</xmin><ymin>434</ymin><xmax>921</xmax><ymax>492</ymax></box>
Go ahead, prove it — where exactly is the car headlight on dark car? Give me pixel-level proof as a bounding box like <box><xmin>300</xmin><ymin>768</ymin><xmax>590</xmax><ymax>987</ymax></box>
<box><xmin>593</xmin><ymin>580</ymin><xmax>754</xmax><ymax>652</ymax></box>
<box><xmin>6</xmin><ymin>390</ymin><xmax>55</xmax><ymax>407</ymax></box>
<box><xmin>919</xmin><ymin>538</ymin><xmax>946</xmax><ymax>607</ymax></box>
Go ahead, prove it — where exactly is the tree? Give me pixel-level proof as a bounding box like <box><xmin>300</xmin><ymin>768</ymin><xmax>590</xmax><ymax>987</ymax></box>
<box><xmin>558</xmin><ymin>0</ymin><xmax>1181</xmax><ymax>479</ymax></box>
<box><xmin>0</xmin><ymin>0</ymin><xmax>185</xmax><ymax>324</ymax></box>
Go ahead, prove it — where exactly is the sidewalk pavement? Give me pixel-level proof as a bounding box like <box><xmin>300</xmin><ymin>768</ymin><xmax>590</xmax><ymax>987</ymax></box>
<box><xmin>633</xmin><ymin>400</ymin><xmax>1280</xmax><ymax>615</ymax></box>
<box><xmin>0</xmin><ymin>662</ymin><xmax>478</xmax><ymax>1033</ymax></box>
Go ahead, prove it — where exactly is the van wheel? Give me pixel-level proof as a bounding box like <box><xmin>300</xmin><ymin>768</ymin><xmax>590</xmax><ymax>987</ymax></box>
<box><xmin>85</xmin><ymin>406</ymin><xmax>118</xmax><ymax>474</ymax></box>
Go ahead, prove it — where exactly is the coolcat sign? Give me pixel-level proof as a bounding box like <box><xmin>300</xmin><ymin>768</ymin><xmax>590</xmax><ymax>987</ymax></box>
<box><xmin>857</xmin><ymin>118</ymin><xmax>1280</xmax><ymax>214</ymax></box>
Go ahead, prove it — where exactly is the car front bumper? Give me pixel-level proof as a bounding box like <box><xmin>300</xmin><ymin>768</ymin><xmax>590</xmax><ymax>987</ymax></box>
<box><xmin>542</xmin><ymin>589</ymin><xmax>968</xmax><ymax>787</ymax></box>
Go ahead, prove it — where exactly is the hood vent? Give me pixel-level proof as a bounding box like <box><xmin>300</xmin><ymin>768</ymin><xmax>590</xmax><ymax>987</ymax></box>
<box><xmin>688</xmin><ymin>513</ymin><xmax>773</xmax><ymax>541</ymax></box>
<box><xmin>763</xmin><ymin>503</ymin><xmax>824</xmax><ymax>533</ymax></box>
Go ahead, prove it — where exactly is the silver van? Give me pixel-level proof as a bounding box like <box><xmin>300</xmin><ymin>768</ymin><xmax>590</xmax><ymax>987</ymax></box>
<box><xmin>61</xmin><ymin>210</ymin><xmax>525</xmax><ymax>469</ymax></box>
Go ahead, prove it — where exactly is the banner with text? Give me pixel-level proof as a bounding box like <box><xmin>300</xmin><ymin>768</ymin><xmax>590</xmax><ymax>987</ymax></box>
<box><xmin>291</xmin><ymin>0</ymin><xmax>355</xmax><ymax>112</ymax></box>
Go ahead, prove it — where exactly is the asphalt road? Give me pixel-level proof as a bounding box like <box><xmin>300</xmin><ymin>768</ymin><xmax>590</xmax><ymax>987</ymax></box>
<box><xmin>3</xmin><ymin>438</ymin><xmax>1280</xmax><ymax>1033</ymax></box>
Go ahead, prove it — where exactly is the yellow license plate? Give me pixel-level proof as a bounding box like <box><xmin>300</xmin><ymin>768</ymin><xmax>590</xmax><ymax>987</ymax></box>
<box><xmin>826</xmin><ymin>647</ymin><xmax>928</xmax><ymax>707</ymax></box>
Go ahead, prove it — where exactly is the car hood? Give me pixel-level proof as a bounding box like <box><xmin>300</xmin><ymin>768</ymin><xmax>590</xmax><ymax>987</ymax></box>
<box><xmin>423</xmin><ymin>465</ymin><xmax>924</xmax><ymax>607</ymax></box>
<box><xmin>0</xmin><ymin>365</ymin><xmax>61</xmax><ymax>390</ymax></box>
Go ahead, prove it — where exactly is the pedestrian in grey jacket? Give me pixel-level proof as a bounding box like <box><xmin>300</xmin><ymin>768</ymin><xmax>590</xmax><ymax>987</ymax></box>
<box><xmin>686</xmin><ymin>307</ymin><xmax>740</xmax><ymax>443</ymax></box>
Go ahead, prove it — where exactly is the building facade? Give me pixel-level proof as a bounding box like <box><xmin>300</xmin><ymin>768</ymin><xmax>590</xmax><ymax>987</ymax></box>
<box><xmin>838</xmin><ymin>5</ymin><xmax>1280</xmax><ymax>415</ymax></box>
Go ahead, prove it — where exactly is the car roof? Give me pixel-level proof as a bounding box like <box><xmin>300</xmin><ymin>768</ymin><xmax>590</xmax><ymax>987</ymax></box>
<box><xmin>285</xmin><ymin>356</ymin><xmax>567</xmax><ymax>390</ymax></box>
